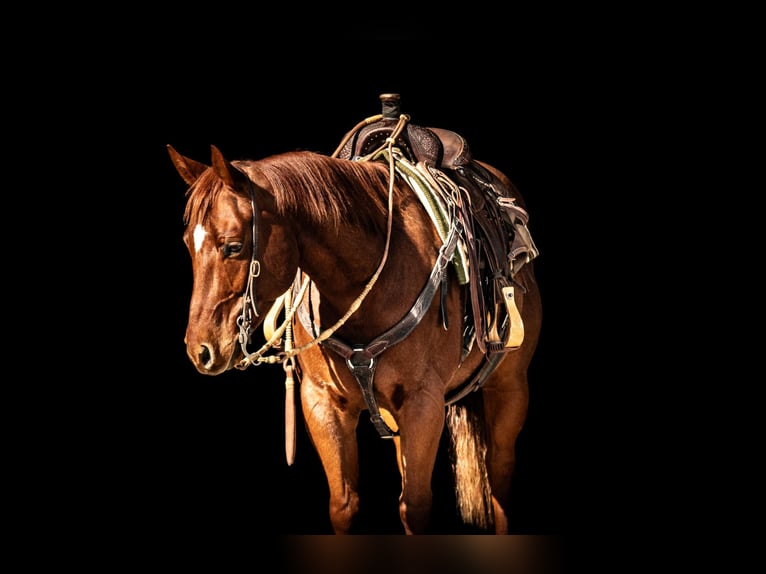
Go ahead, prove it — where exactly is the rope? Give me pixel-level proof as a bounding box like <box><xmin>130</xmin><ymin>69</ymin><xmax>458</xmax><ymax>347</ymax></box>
<box><xmin>237</xmin><ymin>114</ymin><xmax>410</xmax><ymax>369</ymax></box>
<box><xmin>279</xmin><ymin>115</ymin><xmax>407</xmax><ymax>358</ymax></box>
<box><xmin>235</xmin><ymin>275</ymin><xmax>310</xmax><ymax>368</ymax></box>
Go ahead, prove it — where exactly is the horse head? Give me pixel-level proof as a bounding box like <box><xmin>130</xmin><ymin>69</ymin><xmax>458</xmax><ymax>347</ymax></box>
<box><xmin>168</xmin><ymin>144</ymin><xmax>299</xmax><ymax>375</ymax></box>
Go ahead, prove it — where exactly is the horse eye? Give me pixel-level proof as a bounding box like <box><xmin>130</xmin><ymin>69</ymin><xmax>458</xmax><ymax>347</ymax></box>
<box><xmin>223</xmin><ymin>243</ymin><xmax>243</xmax><ymax>257</ymax></box>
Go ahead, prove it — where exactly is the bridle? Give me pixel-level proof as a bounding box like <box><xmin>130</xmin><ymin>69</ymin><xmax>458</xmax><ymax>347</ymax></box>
<box><xmin>235</xmin><ymin>177</ymin><xmax>262</xmax><ymax>352</ymax></box>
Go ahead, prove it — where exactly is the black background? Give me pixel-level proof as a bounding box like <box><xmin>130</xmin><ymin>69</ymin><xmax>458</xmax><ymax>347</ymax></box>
<box><xmin>39</xmin><ymin>7</ymin><xmax>644</xmax><ymax>545</ymax></box>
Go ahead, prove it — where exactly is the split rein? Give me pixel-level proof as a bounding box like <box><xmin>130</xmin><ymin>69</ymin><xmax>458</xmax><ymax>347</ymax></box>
<box><xmin>233</xmin><ymin>113</ymin><xmax>409</xmax><ymax>371</ymax></box>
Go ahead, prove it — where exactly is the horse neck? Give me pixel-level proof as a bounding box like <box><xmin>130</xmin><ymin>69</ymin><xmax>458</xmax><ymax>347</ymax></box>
<box><xmin>293</xmin><ymin>188</ymin><xmax>440</xmax><ymax>334</ymax></box>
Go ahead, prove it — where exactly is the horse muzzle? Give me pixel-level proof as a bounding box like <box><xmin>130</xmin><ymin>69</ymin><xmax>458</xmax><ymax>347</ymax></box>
<box><xmin>185</xmin><ymin>335</ymin><xmax>242</xmax><ymax>375</ymax></box>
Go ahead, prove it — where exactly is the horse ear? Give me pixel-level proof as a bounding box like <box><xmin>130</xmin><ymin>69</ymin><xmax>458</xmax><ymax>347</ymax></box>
<box><xmin>167</xmin><ymin>145</ymin><xmax>209</xmax><ymax>185</ymax></box>
<box><xmin>210</xmin><ymin>145</ymin><xmax>250</xmax><ymax>190</ymax></box>
<box><xmin>209</xmin><ymin>145</ymin><xmax>275</xmax><ymax>210</ymax></box>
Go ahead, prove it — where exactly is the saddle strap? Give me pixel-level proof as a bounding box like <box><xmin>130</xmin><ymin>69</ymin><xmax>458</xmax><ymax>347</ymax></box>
<box><xmin>458</xmin><ymin>164</ymin><xmax>539</xmax><ymax>352</ymax></box>
<box><xmin>444</xmin><ymin>351</ymin><xmax>506</xmax><ymax>406</ymax></box>
<box><xmin>296</xmin><ymin>220</ymin><xmax>461</xmax><ymax>438</ymax></box>
<box><xmin>346</xmin><ymin>351</ymin><xmax>398</xmax><ymax>439</ymax></box>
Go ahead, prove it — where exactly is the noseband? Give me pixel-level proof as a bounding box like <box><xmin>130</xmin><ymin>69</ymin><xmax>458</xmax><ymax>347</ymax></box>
<box><xmin>236</xmin><ymin>177</ymin><xmax>262</xmax><ymax>350</ymax></box>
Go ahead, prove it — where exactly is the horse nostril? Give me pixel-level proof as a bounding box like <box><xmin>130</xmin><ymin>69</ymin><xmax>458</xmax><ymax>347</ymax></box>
<box><xmin>199</xmin><ymin>344</ymin><xmax>212</xmax><ymax>366</ymax></box>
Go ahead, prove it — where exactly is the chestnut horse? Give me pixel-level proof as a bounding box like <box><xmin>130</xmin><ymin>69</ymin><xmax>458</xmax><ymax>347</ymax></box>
<box><xmin>168</xmin><ymin>103</ymin><xmax>542</xmax><ymax>534</ymax></box>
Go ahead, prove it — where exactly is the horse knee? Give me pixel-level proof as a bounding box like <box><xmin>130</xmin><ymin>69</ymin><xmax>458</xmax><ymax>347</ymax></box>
<box><xmin>329</xmin><ymin>491</ymin><xmax>360</xmax><ymax>534</ymax></box>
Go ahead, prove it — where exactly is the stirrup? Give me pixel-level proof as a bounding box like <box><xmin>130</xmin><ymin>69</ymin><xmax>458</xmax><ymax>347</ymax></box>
<box><xmin>501</xmin><ymin>285</ymin><xmax>524</xmax><ymax>349</ymax></box>
<box><xmin>485</xmin><ymin>286</ymin><xmax>525</xmax><ymax>351</ymax></box>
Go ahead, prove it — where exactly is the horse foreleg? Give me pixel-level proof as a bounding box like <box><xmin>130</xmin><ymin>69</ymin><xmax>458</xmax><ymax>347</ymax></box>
<box><xmin>300</xmin><ymin>377</ymin><xmax>362</xmax><ymax>534</ymax></box>
<box><xmin>395</xmin><ymin>397</ymin><xmax>445</xmax><ymax>534</ymax></box>
<box><xmin>481</xmin><ymin>384</ymin><xmax>529</xmax><ymax>534</ymax></box>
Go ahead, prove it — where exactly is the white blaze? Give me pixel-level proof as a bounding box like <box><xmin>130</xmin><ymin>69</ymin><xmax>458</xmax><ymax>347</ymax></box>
<box><xmin>193</xmin><ymin>224</ymin><xmax>207</xmax><ymax>254</ymax></box>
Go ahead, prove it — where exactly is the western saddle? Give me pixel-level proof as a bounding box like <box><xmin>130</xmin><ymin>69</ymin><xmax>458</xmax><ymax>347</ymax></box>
<box><xmin>333</xmin><ymin>93</ymin><xmax>539</xmax><ymax>359</ymax></box>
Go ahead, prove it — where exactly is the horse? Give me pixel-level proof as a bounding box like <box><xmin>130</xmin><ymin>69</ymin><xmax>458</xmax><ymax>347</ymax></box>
<box><xmin>168</xmin><ymin>95</ymin><xmax>542</xmax><ymax>534</ymax></box>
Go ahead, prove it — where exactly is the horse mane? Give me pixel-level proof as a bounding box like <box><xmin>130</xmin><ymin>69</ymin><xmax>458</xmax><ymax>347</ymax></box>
<box><xmin>183</xmin><ymin>151</ymin><xmax>393</xmax><ymax>234</ymax></box>
<box><xmin>247</xmin><ymin>151</ymin><xmax>392</xmax><ymax>233</ymax></box>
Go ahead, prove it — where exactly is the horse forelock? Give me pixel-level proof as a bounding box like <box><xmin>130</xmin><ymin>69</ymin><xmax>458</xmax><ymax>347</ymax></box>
<box><xmin>251</xmin><ymin>151</ymin><xmax>391</xmax><ymax>233</ymax></box>
<box><xmin>183</xmin><ymin>169</ymin><xmax>226</xmax><ymax>229</ymax></box>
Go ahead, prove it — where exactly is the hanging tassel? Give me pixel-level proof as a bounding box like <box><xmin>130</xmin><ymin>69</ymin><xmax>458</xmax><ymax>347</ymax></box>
<box><xmin>284</xmin><ymin>360</ymin><xmax>296</xmax><ymax>465</ymax></box>
<box><xmin>283</xmin><ymin>287</ymin><xmax>296</xmax><ymax>465</ymax></box>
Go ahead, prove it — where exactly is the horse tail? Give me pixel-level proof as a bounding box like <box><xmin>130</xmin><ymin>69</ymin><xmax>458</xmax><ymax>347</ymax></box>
<box><xmin>445</xmin><ymin>391</ymin><xmax>493</xmax><ymax>530</ymax></box>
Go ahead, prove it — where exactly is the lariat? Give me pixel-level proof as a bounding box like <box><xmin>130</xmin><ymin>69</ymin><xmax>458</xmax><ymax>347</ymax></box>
<box><xmin>236</xmin><ymin>110</ymin><xmax>409</xmax><ymax>465</ymax></box>
<box><xmin>236</xmin><ymin>112</ymin><xmax>409</xmax><ymax>370</ymax></box>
